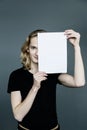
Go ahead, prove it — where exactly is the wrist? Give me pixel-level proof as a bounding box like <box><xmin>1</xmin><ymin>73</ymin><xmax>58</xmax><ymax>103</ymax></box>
<box><xmin>74</xmin><ymin>44</ymin><xmax>80</xmax><ymax>50</ymax></box>
<box><xmin>32</xmin><ymin>85</ymin><xmax>40</xmax><ymax>92</ymax></box>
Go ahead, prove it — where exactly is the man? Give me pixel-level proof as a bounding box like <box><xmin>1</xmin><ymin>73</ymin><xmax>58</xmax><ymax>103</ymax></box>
<box><xmin>7</xmin><ymin>29</ymin><xmax>85</xmax><ymax>130</ymax></box>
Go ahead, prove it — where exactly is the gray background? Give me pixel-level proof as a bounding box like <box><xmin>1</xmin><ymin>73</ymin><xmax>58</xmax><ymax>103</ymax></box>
<box><xmin>0</xmin><ymin>0</ymin><xmax>87</xmax><ymax>130</ymax></box>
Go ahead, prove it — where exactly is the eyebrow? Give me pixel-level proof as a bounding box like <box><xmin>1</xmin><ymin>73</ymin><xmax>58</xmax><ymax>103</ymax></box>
<box><xmin>30</xmin><ymin>45</ymin><xmax>37</xmax><ymax>48</ymax></box>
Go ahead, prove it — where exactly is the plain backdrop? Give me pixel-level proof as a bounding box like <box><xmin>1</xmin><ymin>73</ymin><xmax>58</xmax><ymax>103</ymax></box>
<box><xmin>0</xmin><ymin>0</ymin><xmax>87</xmax><ymax>130</ymax></box>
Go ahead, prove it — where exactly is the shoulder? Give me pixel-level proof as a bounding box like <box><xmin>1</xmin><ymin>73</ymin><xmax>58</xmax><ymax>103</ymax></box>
<box><xmin>9</xmin><ymin>67</ymin><xmax>33</xmax><ymax>81</ymax></box>
<box><xmin>9</xmin><ymin>67</ymin><xmax>24</xmax><ymax>80</ymax></box>
<box><xmin>9</xmin><ymin>67</ymin><xmax>24</xmax><ymax>78</ymax></box>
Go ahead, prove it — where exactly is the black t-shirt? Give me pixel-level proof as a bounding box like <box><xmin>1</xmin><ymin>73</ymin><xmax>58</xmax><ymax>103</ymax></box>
<box><xmin>7</xmin><ymin>67</ymin><xmax>61</xmax><ymax>129</ymax></box>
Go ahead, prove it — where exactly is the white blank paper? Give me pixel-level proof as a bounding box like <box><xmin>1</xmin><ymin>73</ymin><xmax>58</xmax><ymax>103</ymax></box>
<box><xmin>38</xmin><ymin>32</ymin><xmax>67</xmax><ymax>73</ymax></box>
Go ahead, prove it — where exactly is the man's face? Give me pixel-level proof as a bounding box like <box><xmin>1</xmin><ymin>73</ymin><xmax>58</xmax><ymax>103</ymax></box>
<box><xmin>29</xmin><ymin>36</ymin><xmax>38</xmax><ymax>64</ymax></box>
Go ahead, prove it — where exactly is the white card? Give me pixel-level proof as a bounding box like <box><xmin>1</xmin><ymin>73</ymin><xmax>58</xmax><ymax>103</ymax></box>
<box><xmin>38</xmin><ymin>32</ymin><xmax>67</xmax><ymax>73</ymax></box>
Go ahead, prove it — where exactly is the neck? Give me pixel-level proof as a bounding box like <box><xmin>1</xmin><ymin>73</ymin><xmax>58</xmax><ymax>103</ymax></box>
<box><xmin>29</xmin><ymin>63</ymin><xmax>38</xmax><ymax>74</ymax></box>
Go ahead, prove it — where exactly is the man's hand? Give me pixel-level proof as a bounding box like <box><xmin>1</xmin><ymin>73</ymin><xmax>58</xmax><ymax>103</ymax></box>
<box><xmin>64</xmin><ymin>29</ymin><xmax>80</xmax><ymax>47</ymax></box>
<box><xmin>33</xmin><ymin>72</ymin><xmax>48</xmax><ymax>89</ymax></box>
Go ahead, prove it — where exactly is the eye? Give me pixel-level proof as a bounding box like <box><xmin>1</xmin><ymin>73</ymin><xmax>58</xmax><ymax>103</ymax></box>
<box><xmin>30</xmin><ymin>46</ymin><xmax>36</xmax><ymax>49</ymax></box>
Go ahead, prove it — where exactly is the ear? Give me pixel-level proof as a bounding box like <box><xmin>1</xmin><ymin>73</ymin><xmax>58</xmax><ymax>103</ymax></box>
<box><xmin>27</xmin><ymin>49</ymin><xmax>29</xmax><ymax>53</ymax></box>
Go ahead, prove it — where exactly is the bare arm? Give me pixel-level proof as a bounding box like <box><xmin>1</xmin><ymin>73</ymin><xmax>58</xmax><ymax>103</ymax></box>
<box><xmin>11</xmin><ymin>72</ymin><xmax>47</xmax><ymax>122</ymax></box>
<box><xmin>58</xmin><ymin>29</ymin><xmax>85</xmax><ymax>87</ymax></box>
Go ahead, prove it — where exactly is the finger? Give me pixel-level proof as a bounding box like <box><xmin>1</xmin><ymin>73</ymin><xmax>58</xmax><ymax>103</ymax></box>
<box><xmin>34</xmin><ymin>73</ymin><xmax>48</xmax><ymax>81</ymax></box>
<box><xmin>34</xmin><ymin>72</ymin><xmax>48</xmax><ymax>77</ymax></box>
<box><xmin>67</xmin><ymin>33</ymin><xmax>80</xmax><ymax>39</ymax></box>
<box><xmin>64</xmin><ymin>29</ymin><xmax>75</xmax><ymax>33</ymax></box>
<box><xmin>66</xmin><ymin>34</ymin><xmax>76</xmax><ymax>38</ymax></box>
<box><xmin>39</xmin><ymin>77</ymin><xmax>47</xmax><ymax>81</ymax></box>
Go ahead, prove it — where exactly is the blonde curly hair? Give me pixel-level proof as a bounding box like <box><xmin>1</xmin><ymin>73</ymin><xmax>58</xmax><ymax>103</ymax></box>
<box><xmin>20</xmin><ymin>29</ymin><xmax>46</xmax><ymax>70</ymax></box>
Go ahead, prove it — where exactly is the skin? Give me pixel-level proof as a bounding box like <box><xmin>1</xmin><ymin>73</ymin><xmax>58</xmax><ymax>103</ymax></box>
<box><xmin>11</xmin><ymin>29</ymin><xmax>85</xmax><ymax>122</ymax></box>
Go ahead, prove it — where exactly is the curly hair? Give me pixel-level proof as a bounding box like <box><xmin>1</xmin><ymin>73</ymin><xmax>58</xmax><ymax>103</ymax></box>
<box><xmin>20</xmin><ymin>29</ymin><xmax>46</xmax><ymax>70</ymax></box>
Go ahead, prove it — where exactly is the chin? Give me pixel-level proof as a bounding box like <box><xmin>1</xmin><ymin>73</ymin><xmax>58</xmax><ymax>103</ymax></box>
<box><xmin>35</xmin><ymin>61</ymin><xmax>38</xmax><ymax>64</ymax></box>
<box><xmin>34</xmin><ymin>60</ymin><xmax>38</xmax><ymax>64</ymax></box>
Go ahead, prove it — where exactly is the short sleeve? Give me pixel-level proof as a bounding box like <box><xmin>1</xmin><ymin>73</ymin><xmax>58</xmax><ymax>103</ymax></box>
<box><xmin>57</xmin><ymin>73</ymin><xmax>62</xmax><ymax>85</ymax></box>
<box><xmin>7</xmin><ymin>71</ymin><xmax>20</xmax><ymax>93</ymax></box>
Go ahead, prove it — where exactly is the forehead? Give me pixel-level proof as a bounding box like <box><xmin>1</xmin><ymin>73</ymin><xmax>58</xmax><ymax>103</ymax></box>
<box><xmin>30</xmin><ymin>36</ymin><xmax>38</xmax><ymax>45</ymax></box>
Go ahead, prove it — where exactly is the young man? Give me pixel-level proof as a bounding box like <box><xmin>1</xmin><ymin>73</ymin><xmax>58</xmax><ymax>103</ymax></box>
<box><xmin>7</xmin><ymin>29</ymin><xmax>85</xmax><ymax>130</ymax></box>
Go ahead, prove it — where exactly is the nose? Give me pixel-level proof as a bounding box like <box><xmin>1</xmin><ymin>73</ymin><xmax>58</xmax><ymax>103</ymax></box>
<box><xmin>35</xmin><ymin>49</ymin><xmax>38</xmax><ymax>56</ymax></box>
